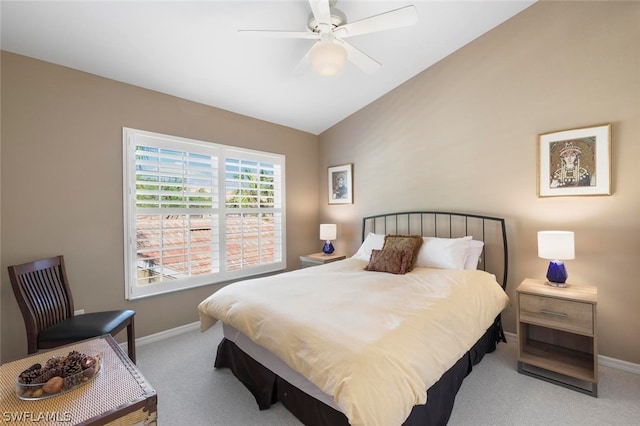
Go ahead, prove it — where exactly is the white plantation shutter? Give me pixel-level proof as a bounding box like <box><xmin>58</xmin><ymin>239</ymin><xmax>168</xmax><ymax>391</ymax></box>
<box><xmin>224</xmin><ymin>157</ymin><xmax>283</xmax><ymax>271</ymax></box>
<box><xmin>135</xmin><ymin>146</ymin><xmax>218</xmax><ymax>209</ymax></box>
<box><xmin>123</xmin><ymin>128</ymin><xmax>285</xmax><ymax>300</ymax></box>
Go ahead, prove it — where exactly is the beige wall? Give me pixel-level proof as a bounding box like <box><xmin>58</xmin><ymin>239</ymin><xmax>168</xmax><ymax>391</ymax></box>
<box><xmin>0</xmin><ymin>52</ymin><xmax>320</xmax><ymax>362</ymax></box>
<box><xmin>319</xmin><ymin>1</ymin><xmax>640</xmax><ymax>363</ymax></box>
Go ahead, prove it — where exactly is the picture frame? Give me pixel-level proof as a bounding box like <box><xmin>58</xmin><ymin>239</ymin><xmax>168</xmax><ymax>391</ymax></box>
<box><xmin>537</xmin><ymin>124</ymin><xmax>611</xmax><ymax>197</ymax></box>
<box><xmin>328</xmin><ymin>164</ymin><xmax>353</xmax><ymax>204</ymax></box>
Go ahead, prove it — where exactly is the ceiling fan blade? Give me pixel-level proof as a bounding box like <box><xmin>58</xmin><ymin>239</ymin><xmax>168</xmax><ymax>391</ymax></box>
<box><xmin>336</xmin><ymin>39</ymin><xmax>381</xmax><ymax>74</ymax></box>
<box><xmin>334</xmin><ymin>5</ymin><xmax>418</xmax><ymax>39</ymax></box>
<box><xmin>309</xmin><ymin>0</ymin><xmax>331</xmax><ymax>29</ymax></box>
<box><xmin>238</xmin><ymin>30</ymin><xmax>318</xmax><ymax>40</ymax></box>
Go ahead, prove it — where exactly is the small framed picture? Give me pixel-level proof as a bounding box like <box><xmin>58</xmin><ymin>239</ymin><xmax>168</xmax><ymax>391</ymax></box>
<box><xmin>328</xmin><ymin>164</ymin><xmax>353</xmax><ymax>204</ymax></box>
<box><xmin>537</xmin><ymin>124</ymin><xmax>611</xmax><ymax>197</ymax></box>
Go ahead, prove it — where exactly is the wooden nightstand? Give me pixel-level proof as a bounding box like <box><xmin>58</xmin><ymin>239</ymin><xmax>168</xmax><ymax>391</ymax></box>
<box><xmin>516</xmin><ymin>278</ymin><xmax>598</xmax><ymax>396</ymax></box>
<box><xmin>299</xmin><ymin>253</ymin><xmax>346</xmax><ymax>268</ymax></box>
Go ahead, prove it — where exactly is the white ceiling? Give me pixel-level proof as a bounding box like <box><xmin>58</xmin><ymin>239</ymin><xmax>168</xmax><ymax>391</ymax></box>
<box><xmin>1</xmin><ymin>0</ymin><xmax>535</xmax><ymax>135</ymax></box>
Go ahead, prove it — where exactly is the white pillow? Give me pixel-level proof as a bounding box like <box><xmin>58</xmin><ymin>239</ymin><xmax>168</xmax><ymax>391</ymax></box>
<box><xmin>352</xmin><ymin>232</ymin><xmax>385</xmax><ymax>260</ymax></box>
<box><xmin>415</xmin><ymin>236</ymin><xmax>471</xmax><ymax>269</ymax></box>
<box><xmin>464</xmin><ymin>240</ymin><xmax>485</xmax><ymax>270</ymax></box>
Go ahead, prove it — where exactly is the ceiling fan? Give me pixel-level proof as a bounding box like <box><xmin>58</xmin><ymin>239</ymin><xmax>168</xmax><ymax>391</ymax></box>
<box><xmin>238</xmin><ymin>0</ymin><xmax>418</xmax><ymax>77</ymax></box>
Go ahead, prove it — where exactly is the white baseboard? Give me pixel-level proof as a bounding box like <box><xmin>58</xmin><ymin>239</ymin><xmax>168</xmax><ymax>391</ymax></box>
<box><xmin>503</xmin><ymin>331</ymin><xmax>640</xmax><ymax>375</ymax></box>
<box><xmin>119</xmin><ymin>321</ymin><xmax>200</xmax><ymax>352</ymax></box>
<box><xmin>598</xmin><ymin>355</ymin><xmax>640</xmax><ymax>375</ymax></box>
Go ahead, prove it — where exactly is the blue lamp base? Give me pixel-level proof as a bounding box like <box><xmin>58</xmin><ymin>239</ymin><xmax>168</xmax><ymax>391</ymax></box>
<box><xmin>546</xmin><ymin>260</ymin><xmax>568</xmax><ymax>287</ymax></box>
<box><xmin>322</xmin><ymin>241</ymin><xmax>335</xmax><ymax>255</ymax></box>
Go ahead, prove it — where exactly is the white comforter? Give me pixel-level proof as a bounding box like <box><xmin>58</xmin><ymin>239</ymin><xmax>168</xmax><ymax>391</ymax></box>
<box><xmin>198</xmin><ymin>258</ymin><xmax>509</xmax><ymax>426</ymax></box>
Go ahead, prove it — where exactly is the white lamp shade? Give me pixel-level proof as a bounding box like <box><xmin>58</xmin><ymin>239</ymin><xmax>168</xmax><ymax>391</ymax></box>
<box><xmin>320</xmin><ymin>224</ymin><xmax>337</xmax><ymax>241</ymax></box>
<box><xmin>538</xmin><ymin>231</ymin><xmax>575</xmax><ymax>260</ymax></box>
<box><xmin>309</xmin><ymin>41</ymin><xmax>347</xmax><ymax>77</ymax></box>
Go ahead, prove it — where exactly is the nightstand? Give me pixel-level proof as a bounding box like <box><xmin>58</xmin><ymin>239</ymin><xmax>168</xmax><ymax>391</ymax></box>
<box><xmin>516</xmin><ymin>278</ymin><xmax>598</xmax><ymax>396</ymax></box>
<box><xmin>299</xmin><ymin>253</ymin><xmax>346</xmax><ymax>268</ymax></box>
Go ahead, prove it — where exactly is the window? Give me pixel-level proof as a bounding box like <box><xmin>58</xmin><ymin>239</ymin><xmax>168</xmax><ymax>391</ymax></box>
<box><xmin>123</xmin><ymin>128</ymin><xmax>285</xmax><ymax>300</ymax></box>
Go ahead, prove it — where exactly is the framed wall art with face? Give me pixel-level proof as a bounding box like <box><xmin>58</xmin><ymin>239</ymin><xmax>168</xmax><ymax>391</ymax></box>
<box><xmin>537</xmin><ymin>124</ymin><xmax>611</xmax><ymax>197</ymax></box>
<box><xmin>328</xmin><ymin>164</ymin><xmax>353</xmax><ymax>204</ymax></box>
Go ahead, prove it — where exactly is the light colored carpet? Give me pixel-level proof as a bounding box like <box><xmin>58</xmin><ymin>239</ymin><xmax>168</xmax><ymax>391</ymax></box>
<box><xmin>135</xmin><ymin>323</ymin><xmax>640</xmax><ymax>425</ymax></box>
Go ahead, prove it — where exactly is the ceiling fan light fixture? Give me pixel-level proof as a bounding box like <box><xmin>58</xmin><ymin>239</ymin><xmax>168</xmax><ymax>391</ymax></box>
<box><xmin>309</xmin><ymin>41</ymin><xmax>347</xmax><ymax>77</ymax></box>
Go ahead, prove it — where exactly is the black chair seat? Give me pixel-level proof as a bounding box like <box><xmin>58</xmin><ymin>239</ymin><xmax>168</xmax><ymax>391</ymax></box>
<box><xmin>39</xmin><ymin>310</ymin><xmax>135</xmax><ymax>344</ymax></box>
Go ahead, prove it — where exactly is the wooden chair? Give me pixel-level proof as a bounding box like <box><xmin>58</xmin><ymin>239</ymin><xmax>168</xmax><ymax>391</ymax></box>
<box><xmin>8</xmin><ymin>255</ymin><xmax>136</xmax><ymax>363</ymax></box>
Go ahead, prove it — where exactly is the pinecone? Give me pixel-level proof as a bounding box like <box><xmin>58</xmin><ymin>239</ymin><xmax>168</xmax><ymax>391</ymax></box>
<box><xmin>63</xmin><ymin>352</ymin><xmax>81</xmax><ymax>370</ymax></box>
<box><xmin>44</xmin><ymin>356</ymin><xmax>64</xmax><ymax>371</ymax></box>
<box><xmin>63</xmin><ymin>371</ymin><xmax>83</xmax><ymax>390</ymax></box>
<box><xmin>33</xmin><ymin>367</ymin><xmax>62</xmax><ymax>384</ymax></box>
<box><xmin>65</xmin><ymin>351</ymin><xmax>83</xmax><ymax>365</ymax></box>
<box><xmin>18</xmin><ymin>363</ymin><xmax>42</xmax><ymax>384</ymax></box>
<box><xmin>64</xmin><ymin>361</ymin><xmax>82</xmax><ymax>375</ymax></box>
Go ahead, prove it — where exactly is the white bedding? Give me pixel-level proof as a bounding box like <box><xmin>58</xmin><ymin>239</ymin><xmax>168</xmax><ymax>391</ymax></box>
<box><xmin>198</xmin><ymin>258</ymin><xmax>509</xmax><ymax>426</ymax></box>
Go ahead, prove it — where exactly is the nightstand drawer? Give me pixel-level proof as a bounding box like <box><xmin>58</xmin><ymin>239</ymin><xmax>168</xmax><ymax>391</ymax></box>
<box><xmin>519</xmin><ymin>293</ymin><xmax>594</xmax><ymax>336</ymax></box>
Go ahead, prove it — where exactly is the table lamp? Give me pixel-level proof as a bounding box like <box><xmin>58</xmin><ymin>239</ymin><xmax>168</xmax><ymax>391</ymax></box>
<box><xmin>320</xmin><ymin>224</ymin><xmax>337</xmax><ymax>255</ymax></box>
<box><xmin>537</xmin><ymin>231</ymin><xmax>575</xmax><ymax>287</ymax></box>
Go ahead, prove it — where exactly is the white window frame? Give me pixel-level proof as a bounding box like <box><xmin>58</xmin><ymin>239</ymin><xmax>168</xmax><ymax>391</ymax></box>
<box><xmin>123</xmin><ymin>128</ymin><xmax>286</xmax><ymax>300</ymax></box>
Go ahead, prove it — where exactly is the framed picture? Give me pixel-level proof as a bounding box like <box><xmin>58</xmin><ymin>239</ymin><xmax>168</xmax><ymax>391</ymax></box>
<box><xmin>328</xmin><ymin>164</ymin><xmax>353</xmax><ymax>204</ymax></box>
<box><xmin>538</xmin><ymin>124</ymin><xmax>611</xmax><ymax>197</ymax></box>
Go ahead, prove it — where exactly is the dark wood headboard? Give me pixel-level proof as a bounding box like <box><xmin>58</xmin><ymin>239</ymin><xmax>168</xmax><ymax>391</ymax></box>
<box><xmin>362</xmin><ymin>211</ymin><xmax>508</xmax><ymax>290</ymax></box>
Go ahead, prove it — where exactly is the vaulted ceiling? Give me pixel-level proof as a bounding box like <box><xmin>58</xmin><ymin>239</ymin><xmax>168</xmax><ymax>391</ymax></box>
<box><xmin>1</xmin><ymin>1</ymin><xmax>535</xmax><ymax>135</ymax></box>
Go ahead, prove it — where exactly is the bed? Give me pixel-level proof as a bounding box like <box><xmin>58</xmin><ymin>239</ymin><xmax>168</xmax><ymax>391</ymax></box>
<box><xmin>198</xmin><ymin>211</ymin><xmax>510</xmax><ymax>426</ymax></box>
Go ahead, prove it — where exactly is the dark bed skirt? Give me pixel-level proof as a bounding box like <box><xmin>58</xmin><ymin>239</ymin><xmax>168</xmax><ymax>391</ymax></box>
<box><xmin>214</xmin><ymin>319</ymin><xmax>503</xmax><ymax>426</ymax></box>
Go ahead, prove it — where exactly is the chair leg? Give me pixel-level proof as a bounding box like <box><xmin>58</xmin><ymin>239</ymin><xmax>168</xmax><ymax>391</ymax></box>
<box><xmin>127</xmin><ymin>315</ymin><xmax>136</xmax><ymax>364</ymax></box>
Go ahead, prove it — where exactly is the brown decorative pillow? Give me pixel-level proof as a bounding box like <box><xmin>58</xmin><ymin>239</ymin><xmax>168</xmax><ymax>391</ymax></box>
<box><xmin>365</xmin><ymin>248</ymin><xmax>413</xmax><ymax>275</ymax></box>
<box><xmin>382</xmin><ymin>235</ymin><xmax>423</xmax><ymax>272</ymax></box>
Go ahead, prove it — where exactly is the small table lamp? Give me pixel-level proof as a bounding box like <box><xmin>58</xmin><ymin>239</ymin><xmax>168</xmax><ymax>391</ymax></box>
<box><xmin>320</xmin><ymin>224</ymin><xmax>337</xmax><ymax>255</ymax></box>
<box><xmin>537</xmin><ymin>231</ymin><xmax>575</xmax><ymax>287</ymax></box>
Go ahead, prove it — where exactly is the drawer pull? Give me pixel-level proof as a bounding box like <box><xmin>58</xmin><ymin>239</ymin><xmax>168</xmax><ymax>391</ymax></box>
<box><xmin>540</xmin><ymin>309</ymin><xmax>568</xmax><ymax>318</ymax></box>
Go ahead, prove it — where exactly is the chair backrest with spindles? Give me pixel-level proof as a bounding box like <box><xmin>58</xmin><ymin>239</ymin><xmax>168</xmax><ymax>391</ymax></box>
<box><xmin>8</xmin><ymin>255</ymin><xmax>75</xmax><ymax>353</ymax></box>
